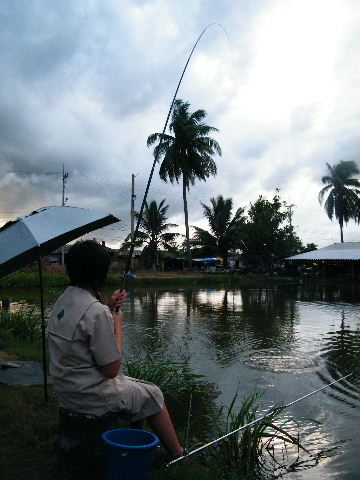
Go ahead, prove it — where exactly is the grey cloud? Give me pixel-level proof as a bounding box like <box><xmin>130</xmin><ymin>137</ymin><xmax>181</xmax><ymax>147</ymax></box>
<box><xmin>262</xmin><ymin>163</ymin><xmax>296</xmax><ymax>192</ymax></box>
<box><xmin>290</xmin><ymin>104</ymin><xmax>319</xmax><ymax>132</ymax></box>
<box><xmin>236</xmin><ymin>140</ymin><xmax>268</xmax><ymax>159</ymax></box>
<box><xmin>0</xmin><ymin>0</ymin><xmax>358</xmax><ymax>249</ymax></box>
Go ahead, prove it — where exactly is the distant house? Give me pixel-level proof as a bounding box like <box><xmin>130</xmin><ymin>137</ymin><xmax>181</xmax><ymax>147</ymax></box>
<box><xmin>117</xmin><ymin>249</ymin><xmax>143</xmax><ymax>270</ymax></box>
<box><xmin>48</xmin><ymin>245</ymin><xmax>72</xmax><ymax>265</ymax></box>
<box><xmin>286</xmin><ymin>241</ymin><xmax>360</xmax><ymax>278</ymax></box>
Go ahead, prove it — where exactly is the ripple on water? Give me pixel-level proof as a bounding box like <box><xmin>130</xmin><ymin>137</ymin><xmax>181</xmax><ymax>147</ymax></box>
<box><xmin>244</xmin><ymin>355</ymin><xmax>318</xmax><ymax>373</ymax></box>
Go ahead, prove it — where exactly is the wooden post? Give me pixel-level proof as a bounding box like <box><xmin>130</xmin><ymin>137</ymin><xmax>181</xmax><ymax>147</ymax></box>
<box><xmin>38</xmin><ymin>256</ymin><xmax>48</xmax><ymax>403</ymax></box>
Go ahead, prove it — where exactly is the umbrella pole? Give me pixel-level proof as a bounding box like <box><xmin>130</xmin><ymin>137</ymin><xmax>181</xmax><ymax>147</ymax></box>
<box><xmin>38</xmin><ymin>257</ymin><xmax>48</xmax><ymax>403</ymax></box>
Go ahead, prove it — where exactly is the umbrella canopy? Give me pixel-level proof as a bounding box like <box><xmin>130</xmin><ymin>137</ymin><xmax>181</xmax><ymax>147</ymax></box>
<box><xmin>0</xmin><ymin>206</ymin><xmax>120</xmax><ymax>277</ymax></box>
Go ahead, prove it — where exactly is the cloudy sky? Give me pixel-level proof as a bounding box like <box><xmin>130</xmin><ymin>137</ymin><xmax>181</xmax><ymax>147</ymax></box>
<box><xmin>1</xmin><ymin>0</ymin><xmax>359</xmax><ymax>248</ymax></box>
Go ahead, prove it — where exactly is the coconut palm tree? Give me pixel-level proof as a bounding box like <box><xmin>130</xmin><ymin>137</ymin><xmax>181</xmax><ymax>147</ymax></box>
<box><xmin>318</xmin><ymin>161</ymin><xmax>360</xmax><ymax>242</ymax></box>
<box><xmin>192</xmin><ymin>195</ymin><xmax>245</xmax><ymax>268</ymax></box>
<box><xmin>147</xmin><ymin>99</ymin><xmax>221</xmax><ymax>269</ymax></box>
<box><xmin>121</xmin><ymin>199</ymin><xmax>179</xmax><ymax>270</ymax></box>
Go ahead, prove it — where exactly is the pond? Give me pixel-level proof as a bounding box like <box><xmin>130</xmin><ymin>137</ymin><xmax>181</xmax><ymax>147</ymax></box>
<box><xmin>5</xmin><ymin>282</ymin><xmax>360</xmax><ymax>478</ymax></box>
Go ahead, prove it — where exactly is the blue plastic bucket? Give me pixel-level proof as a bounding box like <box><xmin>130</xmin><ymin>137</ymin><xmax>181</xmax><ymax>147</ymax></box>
<box><xmin>102</xmin><ymin>428</ymin><xmax>160</xmax><ymax>480</ymax></box>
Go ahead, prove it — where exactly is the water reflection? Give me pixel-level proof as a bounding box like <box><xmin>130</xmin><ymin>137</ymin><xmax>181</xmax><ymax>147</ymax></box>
<box><xmin>189</xmin><ymin>287</ymin><xmax>300</xmax><ymax>365</ymax></box>
<box><xmin>294</xmin><ymin>282</ymin><xmax>360</xmax><ymax>303</ymax></box>
<box><xmin>319</xmin><ymin>309</ymin><xmax>360</xmax><ymax>405</ymax></box>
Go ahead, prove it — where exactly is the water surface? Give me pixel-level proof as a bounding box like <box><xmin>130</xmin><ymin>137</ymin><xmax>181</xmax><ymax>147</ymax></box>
<box><xmin>119</xmin><ymin>284</ymin><xmax>359</xmax><ymax>479</ymax></box>
<box><xmin>5</xmin><ymin>283</ymin><xmax>360</xmax><ymax>478</ymax></box>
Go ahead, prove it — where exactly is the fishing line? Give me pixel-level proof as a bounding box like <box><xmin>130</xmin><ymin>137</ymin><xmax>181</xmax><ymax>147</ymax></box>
<box><xmin>166</xmin><ymin>373</ymin><xmax>353</xmax><ymax>467</ymax></box>
<box><xmin>119</xmin><ymin>23</ymin><xmax>231</xmax><ymax>290</ymax></box>
<box><xmin>184</xmin><ymin>390</ymin><xmax>193</xmax><ymax>455</ymax></box>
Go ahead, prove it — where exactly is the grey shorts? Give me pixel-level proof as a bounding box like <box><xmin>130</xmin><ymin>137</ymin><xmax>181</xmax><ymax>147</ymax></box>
<box><xmin>114</xmin><ymin>375</ymin><xmax>164</xmax><ymax>422</ymax></box>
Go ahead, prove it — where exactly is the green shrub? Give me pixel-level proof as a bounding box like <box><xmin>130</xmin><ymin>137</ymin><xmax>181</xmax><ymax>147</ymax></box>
<box><xmin>124</xmin><ymin>354</ymin><xmax>205</xmax><ymax>404</ymax></box>
<box><xmin>0</xmin><ymin>272</ymin><xmax>69</xmax><ymax>288</ymax></box>
<box><xmin>0</xmin><ymin>307</ymin><xmax>44</xmax><ymax>342</ymax></box>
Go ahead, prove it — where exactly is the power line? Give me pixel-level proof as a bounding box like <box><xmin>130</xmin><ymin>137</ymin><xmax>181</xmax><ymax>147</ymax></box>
<box><xmin>0</xmin><ymin>170</ymin><xmax>62</xmax><ymax>175</ymax></box>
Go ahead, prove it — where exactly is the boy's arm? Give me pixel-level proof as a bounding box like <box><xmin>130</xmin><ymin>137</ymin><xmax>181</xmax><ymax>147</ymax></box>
<box><xmin>99</xmin><ymin>310</ymin><xmax>123</xmax><ymax>378</ymax></box>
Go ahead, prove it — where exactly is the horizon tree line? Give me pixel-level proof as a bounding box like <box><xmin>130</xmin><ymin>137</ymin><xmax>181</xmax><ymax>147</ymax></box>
<box><xmin>120</xmin><ymin>191</ymin><xmax>319</xmax><ymax>271</ymax></box>
<box><xmin>121</xmin><ymin>98</ymin><xmax>359</xmax><ymax>269</ymax></box>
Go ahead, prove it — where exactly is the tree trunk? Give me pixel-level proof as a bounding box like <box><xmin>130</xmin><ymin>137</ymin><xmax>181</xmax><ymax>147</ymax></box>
<box><xmin>339</xmin><ymin>220</ymin><xmax>344</xmax><ymax>243</ymax></box>
<box><xmin>223</xmin><ymin>253</ymin><xmax>228</xmax><ymax>271</ymax></box>
<box><xmin>221</xmin><ymin>248</ymin><xmax>228</xmax><ymax>271</ymax></box>
<box><xmin>183</xmin><ymin>177</ymin><xmax>192</xmax><ymax>270</ymax></box>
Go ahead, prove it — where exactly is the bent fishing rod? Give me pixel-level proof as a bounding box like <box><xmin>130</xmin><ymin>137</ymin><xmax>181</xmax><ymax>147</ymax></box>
<box><xmin>166</xmin><ymin>373</ymin><xmax>353</xmax><ymax>468</ymax></box>
<box><xmin>119</xmin><ymin>23</ymin><xmax>229</xmax><ymax>291</ymax></box>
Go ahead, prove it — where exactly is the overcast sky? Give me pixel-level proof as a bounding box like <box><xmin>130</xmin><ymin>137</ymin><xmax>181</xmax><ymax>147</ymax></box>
<box><xmin>1</xmin><ymin>0</ymin><xmax>359</xmax><ymax>248</ymax></box>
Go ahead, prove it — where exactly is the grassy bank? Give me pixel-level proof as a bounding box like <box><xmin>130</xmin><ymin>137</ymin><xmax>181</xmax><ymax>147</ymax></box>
<box><xmin>1</xmin><ymin>374</ymin><xmax>309</xmax><ymax>479</ymax></box>
<box><xmin>0</xmin><ymin>374</ymin><xmax>311</xmax><ymax>480</ymax></box>
<box><xmin>0</xmin><ymin>384</ymin><xmax>59</xmax><ymax>480</ymax></box>
<box><xmin>0</xmin><ymin>379</ymin><xmax>212</xmax><ymax>480</ymax></box>
<box><xmin>3</xmin><ymin>269</ymin><xmax>357</xmax><ymax>290</ymax></box>
<box><xmin>0</xmin><ymin>272</ymin><xmax>69</xmax><ymax>288</ymax></box>
<box><xmin>0</xmin><ymin>271</ymin><xmax>301</xmax><ymax>289</ymax></box>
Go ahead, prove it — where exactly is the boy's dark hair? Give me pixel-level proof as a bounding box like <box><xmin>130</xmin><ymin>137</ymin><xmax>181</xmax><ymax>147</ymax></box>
<box><xmin>65</xmin><ymin>240</ymin><xmax>111</xmax><ymax>291</ymax></box>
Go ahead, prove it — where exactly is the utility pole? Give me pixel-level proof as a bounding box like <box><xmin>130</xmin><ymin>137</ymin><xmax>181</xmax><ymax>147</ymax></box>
<box><xmin>61</xmin><ymin>164</ymin><xmax>69</xmax><ymax>265</ymax></box>
<box><xmin>286</xmin><ymin>203</ymin><xmax>296</xmax><ymax>228</ymax></box>
<box><xmin>285</xmin><ymin>202</ymin><xmax>296</xmax><ymax>257</ymax></box>
<box><xmin>62</xmin><ymin>164</ymin><xmax>69</xmax><ymax>207</ymax></box>
<box><xmin>131</xmin><ymin>174</ymin><xmax>136</xmax><ymax>245</ymax></box>
<box><xmin>130</xmin><ymin>174</ymin><xmax>136</xmax><ymax>271</ymax></box>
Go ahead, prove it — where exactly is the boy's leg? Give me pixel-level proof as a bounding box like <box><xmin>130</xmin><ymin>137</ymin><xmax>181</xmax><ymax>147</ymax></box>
<box><xmin>148</xmin><ymin>404</ymin><xmax>183</xmax><ymax>456</ymax></box>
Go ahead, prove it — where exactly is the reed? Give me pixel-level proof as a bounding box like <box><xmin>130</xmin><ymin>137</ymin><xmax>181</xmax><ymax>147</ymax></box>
<box><xmin>124</xmin><ymin>354</ymin><xmax>205</xmax><ymax>404</ymax></box>
<box><xmin>208</xmin><ymin>391</ymin><xmax>308</xmax><ymax>478</ymax></box>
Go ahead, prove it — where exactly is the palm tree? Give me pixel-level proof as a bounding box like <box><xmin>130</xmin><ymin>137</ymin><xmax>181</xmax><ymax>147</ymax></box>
<box><xmin>318</xmin><ymin>161</ymin><xmax>360</xmax><ymax>242</ymax></box>
<box><xmin>192</xmin><ymin>195</ymin><xmax>245</xmax><ymax>268</ymax></box>
<box><xmin>121</xmin><ymin>199</ymin><xmax>179</xmax><ymax>270</ymax></box>
<box><xmin>147</xmin><ymin>99</ymin><xmax>221</xmax><ymax>269</ymax></box>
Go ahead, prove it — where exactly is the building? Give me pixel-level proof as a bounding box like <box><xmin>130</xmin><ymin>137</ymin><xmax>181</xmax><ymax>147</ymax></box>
<box><xmin>286</xmin><ymin>241</ymin><xmax>360</xmax><ymax>278</ymax></box>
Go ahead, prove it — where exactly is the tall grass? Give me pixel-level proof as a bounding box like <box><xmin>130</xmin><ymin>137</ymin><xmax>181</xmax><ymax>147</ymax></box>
<box><xmin>0</xmin><ymin>272</ymin><xmax>69</xmax><ymax>288</ymax></box>
<box><xmin>207</xmin><ymin>392</ymin><xmax>310</xmax><ymax>478</ymax></box>
<box><xmin>124</xmin><ymin>353</ymin><xmax>205</xmax><ymax>404</ymax></box>
<box><xmin>0</xmin><ymin>307</ymin><xmax>43</xmax><ymax>342</ymax></box>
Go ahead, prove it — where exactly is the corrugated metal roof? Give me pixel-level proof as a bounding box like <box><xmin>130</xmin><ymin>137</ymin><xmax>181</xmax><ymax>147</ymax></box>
<box><xmin>287</xmin><ymin>242</ymin><xmax>360</xmax><ymax>261</ymax></box>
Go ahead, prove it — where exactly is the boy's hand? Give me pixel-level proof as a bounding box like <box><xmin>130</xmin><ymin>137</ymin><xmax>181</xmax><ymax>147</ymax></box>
<box><xmin>107</xmin><ymin>289</ymin><xmax>127</xmax><ymax>313</ymax></box>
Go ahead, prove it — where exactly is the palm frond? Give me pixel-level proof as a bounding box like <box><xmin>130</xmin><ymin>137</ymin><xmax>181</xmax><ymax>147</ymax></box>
<box><xmin>318</xmin><ymin>184</ymin><xmax>332</xmax><ymax>203</ymax></box>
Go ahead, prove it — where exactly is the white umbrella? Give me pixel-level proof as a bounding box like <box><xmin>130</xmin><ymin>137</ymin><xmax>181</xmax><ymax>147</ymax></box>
<box><xmin>0</xmin><ymin>206</ymin><xmax>120</xmax><ymax>400</ymax></box>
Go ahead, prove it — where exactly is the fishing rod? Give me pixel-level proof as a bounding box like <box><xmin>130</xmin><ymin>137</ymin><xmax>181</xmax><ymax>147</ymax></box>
<box><xmin>166</xmin><ymin>373</ymin><xmax>353</xmax><ymax>467</ymax></box>
<box><xmin>119</xmin><ymin>23</ymin><xmax>230</xmax><ymax>291</ymax></box>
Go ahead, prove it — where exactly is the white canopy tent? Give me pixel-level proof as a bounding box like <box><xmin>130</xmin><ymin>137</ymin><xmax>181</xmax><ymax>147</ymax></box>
<box><xmin>286</xmin><ymin>242</ymin><xmax>360</xmax><ymax>262</ymax></box>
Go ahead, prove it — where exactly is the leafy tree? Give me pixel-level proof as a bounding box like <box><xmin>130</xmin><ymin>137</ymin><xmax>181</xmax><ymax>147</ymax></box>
<box><xmin>192</xmin><ymin>195</ymin><xmax>246</xmax><ymax>267</ymax></box>
<box><xmin>301</xmin><ymin>242</ymin><xmax>318</xmax><ymax>253</ymax></box>
<box><xmin>120</xmin><ymin>199</ymin><xmax>178</xmax><ymax>270</ymax></box>
<box><xmin>276</xmin><ymin>224</ymin><xmax>306</xmax><ymax>258</ymax></box>
<box><xmin>147</xmin><ymin>99</ymin><xmax>221</xmax><ymax>269</ymax></box>
<box><xmin>318</xmin><ymin>160</ymin><xmax>360</xmax><ymax>242</ymax></box>
<box><xmin>242</xmin><ymin>191</ymin><xmax>305</xmax><ymax>268</ymax></box>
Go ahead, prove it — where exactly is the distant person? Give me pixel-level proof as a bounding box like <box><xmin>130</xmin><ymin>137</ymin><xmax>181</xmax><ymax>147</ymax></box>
<box><xmin>48</xmin><ymin>240</ymin><xmax>183</xmax><ymax>458</ymax></box>
<box><xmin>1</xmin><ymin>298</ymin><xmax>10</xmax><ymax>312</ymax></box>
